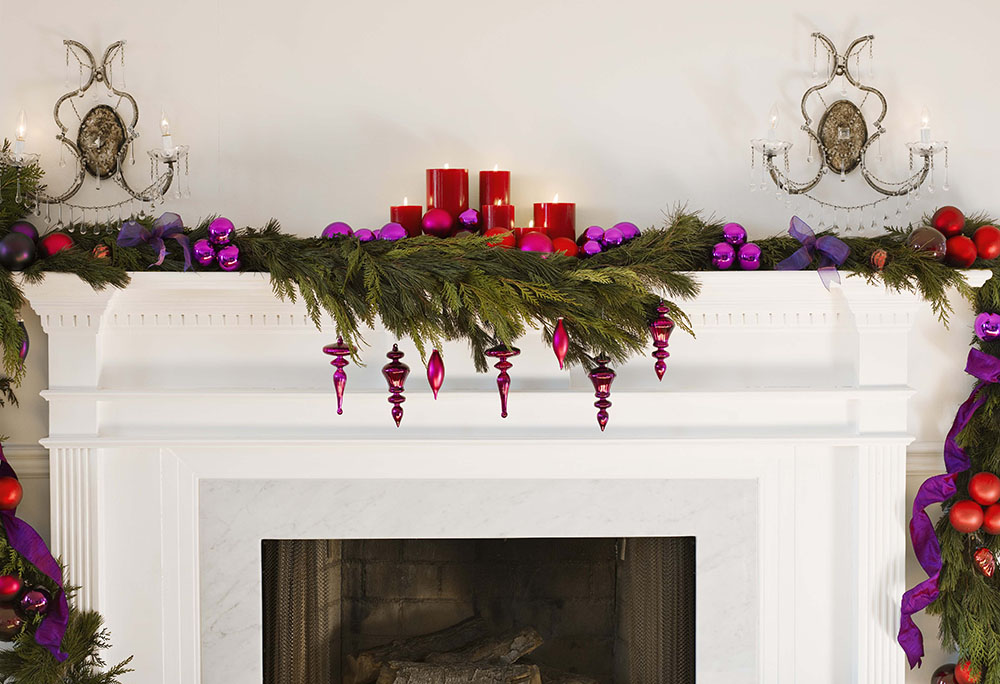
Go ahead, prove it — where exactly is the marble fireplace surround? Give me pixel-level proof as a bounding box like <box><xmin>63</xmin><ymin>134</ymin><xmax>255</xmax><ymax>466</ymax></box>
<box><xmin>25</xmin><ymin>270</ymin><xmax>985</xmax><ymax>684</ymax></box>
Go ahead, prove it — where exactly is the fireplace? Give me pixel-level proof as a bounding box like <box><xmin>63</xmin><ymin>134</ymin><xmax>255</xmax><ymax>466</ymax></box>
<box><xmin>261</xmin><ymin>537</ymin><xmax>696</xmax><ymax>684</ymax></box>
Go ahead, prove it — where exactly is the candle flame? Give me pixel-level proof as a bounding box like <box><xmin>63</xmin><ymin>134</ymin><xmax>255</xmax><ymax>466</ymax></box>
<box><xmin>529</xmin><ymin>220</ymin><xmax>534</xmax><ymax>228</ymax></box>
<box><xmin>920</xmin><ymin>106</ymin><xmax>931</xmax><ymax>128</ymax></box>
<box><xmin>493</xmin><ymin>163</ymin><xmax>499</xmax><ymax>172</ymax></box>
<box><xmin>444</xmin><ymin>162</ymin><xmax>450</xmax><ymax>170</ymax></box>
<box><xmin>553</xmin><ymin>193</ymin><xmax>559</xmax><ymax>202</ymax></box>
<box><xmin>15</xmin><ymin>109</ymin><xmax>26</xmax><ymax>141</ymax></box>
<box><xmin>403</xmin><ymin>196</ymin><xmax>408</xmax><ymax>205</ymax></box>
<box><xmin>495</xmin><ymin>199</ymin><xmax>501</xmax><ymax>206</ymax></box>
<box><xmin>768</xmin><ymin>103</ymin><xmax>779</xmax><ymax>130</ymax></box>
<box><xmin>160</xmin><ymin>111</ymin><xmax>171</xmax><ymax>136</ymax></box>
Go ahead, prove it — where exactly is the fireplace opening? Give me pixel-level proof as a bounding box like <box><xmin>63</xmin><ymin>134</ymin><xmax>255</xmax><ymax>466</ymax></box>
<box><xmin>261</xmin><ymin>537</ymin><xmax>695</xmax><ymax>684</ymax></box>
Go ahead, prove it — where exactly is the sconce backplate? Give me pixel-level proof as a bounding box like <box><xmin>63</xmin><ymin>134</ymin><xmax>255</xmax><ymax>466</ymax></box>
<box><xmin>817</xmin><ymin>99</ymin><xmax>867</xmax><ymax>174</ymax></box>
<box><xmin>77</xmin><ymin>104</ymin><xmax>128</xmax><ymax>179</ymax></box>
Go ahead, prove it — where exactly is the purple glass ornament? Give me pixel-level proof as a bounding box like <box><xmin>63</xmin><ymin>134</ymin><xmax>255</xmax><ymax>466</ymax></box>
<box><xmin>614</xmin><ymin>221</ymin><xmax>640</xmax><ymax>241</ymax></box>
<box><xmin>519</xmin><ymin>232</ymin><xmax>554</xmax><ymax>253</ymax></box>
<box><xmin>421</xmin><ymin>208</ymin><xmax>454</xmax><ymax>238</ymax></box>
<box><xmin>582</xmin><ymin>225</ymin><xmax>605</xmax><ymax>243</ymax></box>
<box><xmin>8</xmin><ymin>221</ymin><xmax>39</xmax><ymax>243</ymax></box>
<box><xmin>323</xmin><ymin>337</ymin><xmax>351</xmax><ymax>415</ymax></box>
<box><xmin>382</xmin><ymin>344</ymin><xmax>410</xmax><ymax>427</ymax></box>
<box><xmin>601</xmin><ymin>227</ymin><xmax>624</xmax><ymax>247</ymax></box>
<box><xmin>426</xmin><ymin>349</ymin><xmax>445</xmax><ymax>399</ymax></box>
<box><xmin>588</xmin><ymin>358</ymin><xmax>616</xmax><ymax>432</ymax></box>
<box><xmin>0</xmin><ymin>605</ymin><xmax>22</xmax><ymax>641</ymax></box>
<box><xmin>193</xmin><ymin>239</ymin><xmax>216</xmax><ymax>267</ymax></box>
<box><xmin>16</xmin><ymin>320</ymin><xmax>28</xmax><ymax>362</ymax></box>
<box><xmin>712</xmin><ymin>242</ymin><xmax>735</xmax><ymax>269</ymax></box>
<box><xmin>379</xmin><ymin>222</ymin><xmax>407</xmax><ymax>241</ymax></box>
<box><xmin>208</xmin><ymin>217</ymin><xmax>236</xmax><ymax>246</ymax></box>
<box><xmin>581</xmin><ymin>239</ymin><xmax>603</xmax><ymax>257</ymax></box>
<box><xmin>975</xmin><ymin>312</ymin><xmax>1000</xmax><ymax>341</ymax></box>
<box><xmin>217</xmin><ymin>244</ymin><xmax>241</xmax><ymax>272</ymax></box>
<box><xmin>738</xmin><ymin>242</ymin><xmax>761</xmax><ymax>271</ymax></box>
<box><xmin>649</xmin><ymin>302</ymin><xmax>675</xmax><ymax>381</ymax></box>
<box><xmin>0</xmin><ymin>233</ymin><xmax>36</xmax><ymax>271</ymax></box>
<box><xmin>722</xmin><ymin>222</ymin><xmax>747</xmax><ymax>247</ymax></box>
<box><xmin>485</xmin><ymin>344</ymin><xmax>520</xmax><ymax>418</ymax></box>
<box><xmin>458</xmin><ymin>208</ymin><xmax>481</xmax><ymax>232</ymax></box>
<box><xmin>552</xmin><ymin>317</ymin><xmax>569</xmax><ymax>370</ymax></box>
<box><xmin>321</xmin><ymin>221</ymin><xmax>354</xmax><ymax>239</ymax></box>
<box><xmin>355</xmin><ymin>228</ymin><xmax>376</xmax><ymax>242</ymax></box>
<box><xmin>17</xmin><ymin>588</ymin><xmax>50</xmax><ymax>617</ymax></box>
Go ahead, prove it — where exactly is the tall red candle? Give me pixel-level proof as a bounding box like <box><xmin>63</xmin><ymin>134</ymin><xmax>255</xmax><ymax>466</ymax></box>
<box><xmin>390</xmin><ymin>198</ymin><xmax>423</xmax><ymax>237</ymax></box>
<box><xmin>482</xmin><ymin>202</ymin><xmax>515</xmax><ymax>232</ymax></box>
<box><xmin>426</xmin><ymin>167</ymin><xmax>469</xmax><ymax>221</ymax></box>
<box><xmin>533</xmin><ymin>197</ymin><xmax>576</xmax><ymax>241</ymax></box>
<box><xmin>479</xmin><ymin>168</ymin><xmax>511</xmax><ymax>207</ymax></box>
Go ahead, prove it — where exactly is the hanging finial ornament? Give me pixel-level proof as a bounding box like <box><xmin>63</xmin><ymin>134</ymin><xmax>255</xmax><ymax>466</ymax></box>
<box><xmin>381</xmin><ymin>344</ymin><xmax>410</xmax><ymax>427</ymax></box>
<box><xmin>552</xmin><ymin>318</ymin><xmax>569</xmax><ymax>369</ymax></box>
<box><xmin>485</xmin><ymin>344</ymin><xmax>520</xmax><ymax>418</ymax></box>
<box><xmin>648</xmin><ymin>302</ymin><xmax>674</xmax><ymax>381</ymax></box>
<box><xmin>322</xmin><ymin>337</ymin><xmax>351</xmax><ymax>415</ymax></box>
<box><xmin>588</xmin><ymin>358</ymin><xmax>616</xmax><ymax>431</ymax></box>
<box><xmin>426</xmin><ymin>349</ymin><xmax>445</xmax><ymax>399</ymax></box>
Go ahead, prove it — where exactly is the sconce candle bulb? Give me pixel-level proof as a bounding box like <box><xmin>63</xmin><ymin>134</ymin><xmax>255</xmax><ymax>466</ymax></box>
<box><xmin>768</xmin><ymin>103</ymin><xmax>779</xmax><ymax>140</ymax></box>
<box><xmin>160</xmin><ymin>111</ymin><xmax>173</xmax><ymax>151</ymax></box>
<box><xmin>920</xmin><ymin>107</ymin><xmax>931</xmax><ymax>143</ymax></box>
<box><xmin>13</xmin><ymin>110</ymin><xmax>26</xmax><ymax>156</ymax></box>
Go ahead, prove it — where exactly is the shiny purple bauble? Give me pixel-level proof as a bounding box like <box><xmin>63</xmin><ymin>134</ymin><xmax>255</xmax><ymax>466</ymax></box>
<box><xmin>0</xmin><ymin>232</ymin><xmax>37</xmax><ymax>272</ymax></box>
<box><xmin>519</xmin><ymin>232</ymin><xmax>554</xmax><ymax>253</ymax></box>
<box><xmin>581</xmin><ymin>239</ymin><xmax>603</xmax><ymax>257</ymax></box>
<box><xmin>421</xmin><ymin>208</ymin><xmax>454</xmax><ymax>238</ymax></box>
<box><xmin>614</xmin><ymin>221</ymin><xmax>640</xmax><ymax>241</ymax></box>
<box><xmin>601</xmin><ymin>227</ymin><xmax>624</xmax><ymax>247</ymax></box>
<box><xmin>722</xmin><ymin>222</ymin><xmax>747</xmax><ymax>247</ymax></box>
<box><xmin>355</xmin><ymin>229</ymin><xmax>375</xmax><ymax>242</ymax></box>
<box><xmin>379</xmin><ymin>222</ymin><xmax>407</xmax><ymax>241</ymax></box>
<box><xmin>711</xmin><ymin>242</ymin><xmax>735</xmax><ymax>269</ymax></box>
<box><xmin>8</xmin><ymin>221</ymin><xmax>39</xmax><ymax>243</ymax></box>
<box><xmin>216</xmin><ymin>245</ymin><xmax>241</xmax><ymax>272</ymax></box>
<box><xmin>975</xmin><ymin>312</ymin><xmax>1000</xmax><ymax>341</ymax></box>
<box><xmin>738</xmin><ymin>242</ymin><xmax>762</xmax><ymax>270</ymax></box>
<box><xmin>458</xmin><ymin>208</ymin><xmax>481</xmax><ymax>232</ymax></box>
<box><xmin>581</xmin><ymin>225</ymin><xmax>605</xmax><ymax>244</ymax></box>
<box><xmin>193</xmin><ymin>239</ymin><xmax>216</xmax><ymax>267</ymax></box>
<box><xmin>321</xmin><ymin>221</ymin><xmax>353</xmax><ymax>239</ymax></box>
<box><xmin>208</xmin><ymin>217</ymin><xmax>236</xmax><ymax>246</ymax></box>
<box><xmin>17</xmin><ymin>588</ymin><xmax>49</xmax><ymax>618</ymax></box>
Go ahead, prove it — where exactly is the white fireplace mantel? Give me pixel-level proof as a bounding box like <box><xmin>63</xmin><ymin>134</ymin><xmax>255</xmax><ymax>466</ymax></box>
<box><xmin>22</xmin><ymin>270</ymin><xmax>991</xmax><ymax>684</ymax></box>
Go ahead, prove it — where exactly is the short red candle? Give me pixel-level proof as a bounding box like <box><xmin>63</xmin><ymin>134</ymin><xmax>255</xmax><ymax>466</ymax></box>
<box><xmin>482</xmin><ymin>203</ymin><xmax>515</xmax><ymax>232</ymax></box>
<box><xmin>514</xmin><ymin>224</ymin><xmax>538</xmax><ymax>245</ymax></box>
<box><xmin>426</xmin><ymin>167</ymin><xmax>469</xmax><ymax>221</ymax></box>
<box><xmin>533</xmin><ymin>200</ymin><xmax>576</xmax><ymax>241</ymax></box>
<box><xmin>390</xmin><ymin>201</ymin><xmax>423</xmax><ymax>237</ymax></box>
<box><xmin>479</xmin><ymin>169</ymin><xmax>511</xmax><ymax>207</ymax></box>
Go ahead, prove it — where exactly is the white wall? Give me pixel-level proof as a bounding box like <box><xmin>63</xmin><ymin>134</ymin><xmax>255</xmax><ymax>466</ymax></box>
<box><xmin>0</xmin><ymin>0</ymin><xmax>996</xmax><ymax>679</ymax></box>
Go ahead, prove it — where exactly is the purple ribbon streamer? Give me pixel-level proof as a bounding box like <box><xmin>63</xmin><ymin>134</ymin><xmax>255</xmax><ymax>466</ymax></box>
<box><xmin>116</xmin><ymin>212</ymin><xmax>192</xmax><ymax>271</ymax></box>
<box><xmin>0</xmin><ymin>445</ymin><xmax>68</xmax><ymax>661</ymax></box>
<box><xmin>898</xmin><ymin>348</ymin><xmax>1000</xmax><ymax>668</ymax></box>
<box><xmin>775</xmin><ymin>216</ymin><xmax>850</xmax><ymax>290</ymax></box>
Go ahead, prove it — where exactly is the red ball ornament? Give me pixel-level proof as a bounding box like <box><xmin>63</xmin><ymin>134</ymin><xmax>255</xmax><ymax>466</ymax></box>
<box><xmin>932</xmin><ymin>206</ymin><xmax>966</xmax><ymax>238</ymax></box>
<box><xmin>983</xmin><ymin>504</ymin><xmax>1000</xmax><ymax>535</ymax></box>
<box><xmin>974</xmin><ymin>225</ymin><xmax>1000</xmax><ymax>261</ymax></box>
<box><xmin>0</xmin><ymin>575</ymin><xmax>22</xmax><ymax>603</ymax></box>
<box><xmin>0</xmin><ymin>478</ymin><xmax>22</xmax><ymax>511</ymax></box>
<box><xmin>551</xmin><ymin>237</ymin><xmax>578</xmax><ymax>257</ymax></box>
<box><xmin>0</xmin><ymin>605</ymin><xmax>22</xmax><ymax>641</ymax></box>
<box><xmin>421</xmin><ymin>208</ymin><xmax>454</xmax><ymax>238</ymax></box>
<box><xmin>955</xmin><ymin>660</ymin><xmax>980</xmax><ymax>684</ymax></box>
<box><xmin>946</xmin><ymin>235</ymin><xmax>978</xmax><ymax>268</ymax></box>
<box><xmin>484</xmin><ymin>227</ymin><xmax>515</xmax><ymax>249</ymax></box>
<box><xmin>37</xmin><ymin>232</ymin><xmax>74</xmax><ymax>258</ymax></box>
<box><xmin>519</xmin><ymin>232</ymin><xmax>554</xmax><ymax>253</ymax></box>
<box><xmin>950</xmin><ymin>500</ymin><xmax>984</xmax><ymax>533</ymax></box>
<box><xmin>970</xmin><ymin>472</ymin><xmax>1000</xmax><ymax>506</ymax></box>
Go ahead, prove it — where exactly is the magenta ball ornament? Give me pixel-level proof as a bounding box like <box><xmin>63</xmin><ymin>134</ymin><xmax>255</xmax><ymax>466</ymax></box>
<box><xmin>0</xmin><ymin>233</ymin><xmax>37</xmax><ymax>271</ymax></box>
<box><xmin>602</xmin><ymin>227</ymin><xmax>624</xmax><ymax>247</ymax></box>
<box><xmin>208</xmin><ymin>217</ymin><xmax>236</xmax><ymax>246</ymax></box>
<box><xmin>354</xmin><ymin>229</ymin><xmax>375</xmax><ymax>242</ymax></box>
<box><xmin>421</xmin><ymin>208</ymin><xmax>454</xmax><ymax>238</ymax></box>
<box><xmin>193</xmin><ymin>239</ymin><xmax>216</xmax><ymax>266</ymax></box>
<box><xmin>0</xmin><ymin>576</ymin><xmax>22</xmax><ymax>604</ymax></box>
<box><xmin>712</xmin><ymin>242</ymin><xmax>735</xmax><ymax>269</ymax></box>
<box><xmin>722</xmin><ymin>222</ymin><xmax>747</xmax><ymax>247</ymax></box>
<box><xmin>614</xmin><ymin>221</ymin><xmax>640</xmax><ymax>241</ymax></box>
<box><xmin>17</xmin><ymin>588</ymin><xmax>49</xmax><ymax>618</ymax></box>
<box><xmin>379</xmin><ymin>222</ymin><xmax>407</xmax><ymax>241</ymax></box>
<box><xmin>975</xmin><ymin>312</ymin><xmax>1000</xmax><ymax>341</ymax></box>
<box><xmin>216</xmin><ymin>245</ymin><xmax>241</xmax><ymax>272</ymax></box>
<box><xmin>321</xmin><ymin>221</ymin><xmax>353</xmax><ymax>239</ymax></box>
<box><xmin>581</xmin><ymin>239</ymin><xmax>603</xmax><ymax>257</ymax></box>
<box><xmin>738</xmin><ymin>242</ymin><xmax>762</xmax><ymax>270</ymax></box>
<box><xmin>458</xmin><ymin>208</ymin><xmax>481</xmax><ymax>232</ymax></box>
<box><xmin>520</xmin><ymin>232</ymin><xmax>554</xmax><ymax>253</ymax></box>
<box><xmin>8</xmin><ymin>221</ymin><xmax>39</xmax><ymax>243</ymax></box>
<box><xmin>580</xmin><ymin>225</ymin><xmax>605</xmax><ymax>244</ymax></box>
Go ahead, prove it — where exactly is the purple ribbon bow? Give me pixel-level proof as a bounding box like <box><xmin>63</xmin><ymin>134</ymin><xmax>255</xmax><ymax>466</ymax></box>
<box><xmin>898</xmin><ymin>347</ymin><xmax>1000</xmax><ymax>668</ymax></box>
<box><xmin>116</xmin><ymin>212</ymin><xmax>192</xmax><ymax>271</ymax></box>
<box><xmin>776</xmin><ymin>216</ymin><xmax>850</xmax><ymax>289</ymax></box>
<box><xmin>0</xmin><ymin>445</ymin><xmax>68</xmax><ymax>661</ymax></box>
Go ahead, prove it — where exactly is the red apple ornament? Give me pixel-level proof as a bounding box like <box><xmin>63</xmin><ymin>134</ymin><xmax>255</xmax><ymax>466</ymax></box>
<box><xmin>551</xmin><ymin>237</ymin><xmax>578</xmax><ymax>257</ymax></box>
<box><xmin>973</xmin><ymin>225</ymin><xmax>1000</xmax><ymax>260</ymax></box>
<box><xmin>946</xmin><ymin>235</ymin><xmax>978</xmax><ymax>268</ymax></box>
<box><xmin>950</xmin><ymin>499</ymin><xmax>984</xmax><ymax>533</ymax></box>
<box><xmin>0</xmin><ymin>576</ymin><xmax>22</xmax><ymax>603</ymax></box>
<box><xmin>37</xmin><ymin>232</ymin><xmax>74</xmax><ymax>258</ymax></box>
<box><xmin>932</xmin><ymin>206</ymin><xmax>966</xmax><ymax>238</ymax></box>
<box><xmin>0</xmin><ymin>478</ymin><xmax>21</xmax><ymax>511</ymax></box>
<box><xmin>970</xmin><ymin>472</ymin><xmax>1000</xmax><ymax>506</ymax></box>
<box><xmin>484</xmin><ymin>227</ymin><xmax>515</xmax><ymax>249</ymax></box>
<box><xmin>983</xmin><ymin>504</ymin><xmax>1000</xmax><ymax>535</ymax></box>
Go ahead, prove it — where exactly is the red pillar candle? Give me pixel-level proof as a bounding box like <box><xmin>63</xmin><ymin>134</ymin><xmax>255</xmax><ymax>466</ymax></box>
<box><xmin>514</xmin><ymin>220</ymin><xmax>539</xmax><ymax>245</ymax></box>
<box><xmin>390</xmin><ymin>197</ymin><xmax>423</xmax><ymax>237</ymax></box>
<box><xmin>482</xmin><ymin>202</ymin><xmax>515</xmax><ymax>232</ymax></box>
<box><xmin>426</xmin><ymin>166</ymin><xmax>469</xmax><ymax>221</ymax></box>
<box><xmin>533</xmin><ymin>195</ymin><xmax>576</xmax><ymax>241</ymax></box>
<box><xmin>479</xmin><ymin>167</ymin><xmax>511</xmax><ymax>207</ymax></box>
